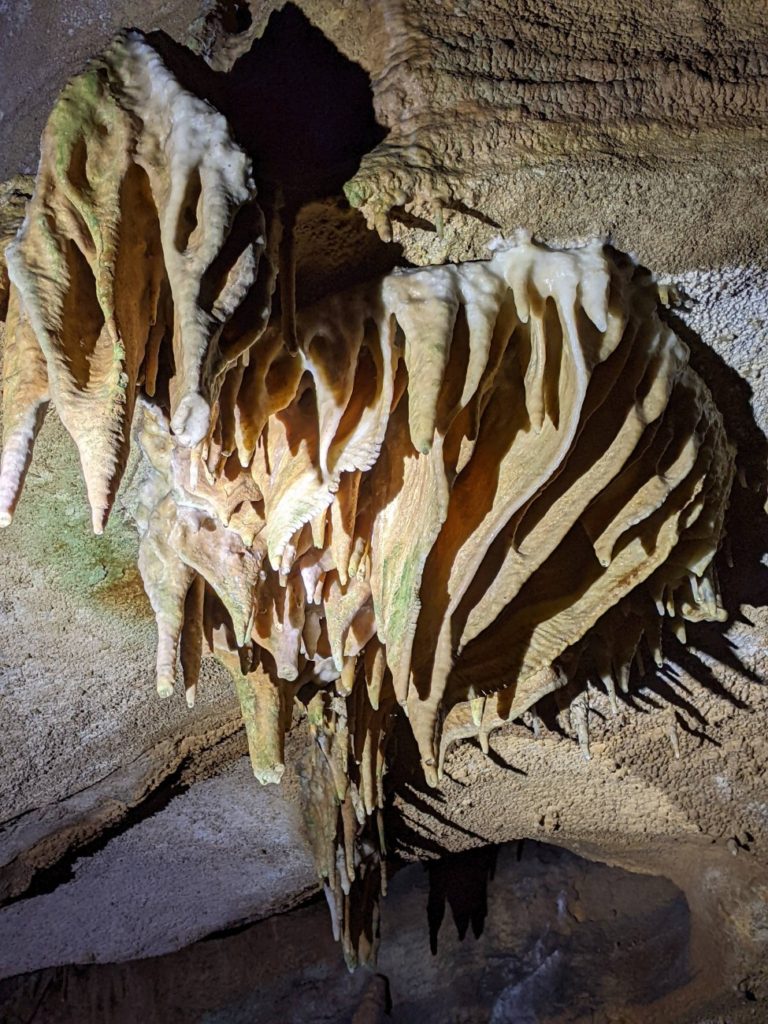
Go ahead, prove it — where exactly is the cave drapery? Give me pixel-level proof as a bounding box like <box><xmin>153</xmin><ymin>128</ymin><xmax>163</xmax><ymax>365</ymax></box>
<box><xmin>0</xmin><ymin>31</ymin><xmax>735</xmax><ymax>966</ymax></box>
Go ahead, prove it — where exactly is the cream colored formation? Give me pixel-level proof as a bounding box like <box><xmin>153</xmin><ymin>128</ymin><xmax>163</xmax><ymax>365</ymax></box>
<box><xmin>0</xmin><ymin>33</ymin><xmax>735</xmax><ymax>965</ymax></box>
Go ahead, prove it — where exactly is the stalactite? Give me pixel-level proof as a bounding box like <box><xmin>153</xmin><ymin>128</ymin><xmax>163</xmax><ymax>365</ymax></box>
<box><xmin>3</xmin><ymin>31</ymin><xmax>267</xmax><ymax>533</ymax></box>
<box><xmin>0</xmin><ymin>32</ymin><xmax>736</xmax><ymax>966</ymax></box>
<box><xmin>0</xmin><ymin>285</ymin><xmax>49</xmax><ymax>526</ymax></box>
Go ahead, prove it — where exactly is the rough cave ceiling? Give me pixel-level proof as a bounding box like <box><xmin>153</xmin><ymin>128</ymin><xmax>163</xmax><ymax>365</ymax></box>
<box><xmin>0</xmin><ymin>0</ymin><xmax>766</xmax><ymax>1017</ymax></box>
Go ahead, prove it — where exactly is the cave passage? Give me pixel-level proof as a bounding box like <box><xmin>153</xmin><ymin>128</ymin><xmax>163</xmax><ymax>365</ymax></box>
<box><xmin>146</xmin><ymin>2</ymin><xmax>397</xmax><ymax>312</ymax></box>
<box><xmin>0</xmin><ymin>842</ymin><xmax>691</xmax><ymax>1024</ymax></box>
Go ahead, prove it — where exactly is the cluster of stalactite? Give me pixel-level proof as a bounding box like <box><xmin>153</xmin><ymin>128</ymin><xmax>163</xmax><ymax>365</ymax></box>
<box><xmin>0</xmin><ymin>32</ymin><xmax>735</xmax><ymax>967</ymax></box>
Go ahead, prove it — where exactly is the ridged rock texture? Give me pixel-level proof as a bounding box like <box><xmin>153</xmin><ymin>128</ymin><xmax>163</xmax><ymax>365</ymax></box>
<box><xmin>0</xmin><ymin>30</ymin><xmax>735</xmax><ymax>967</ymax></box>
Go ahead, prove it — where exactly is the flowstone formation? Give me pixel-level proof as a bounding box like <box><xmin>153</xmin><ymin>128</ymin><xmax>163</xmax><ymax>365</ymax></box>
<box><xmin>0</xmin><ymin>32</ymin><xmax>735</xmax><ymax>966</ymax></box>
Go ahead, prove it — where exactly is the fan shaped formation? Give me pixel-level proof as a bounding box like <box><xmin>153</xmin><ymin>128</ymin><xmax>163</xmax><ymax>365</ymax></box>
<box><xmin>0</xmin><ymin>32</ymin><xmax>735</xmax><ymax>967</ymax></box>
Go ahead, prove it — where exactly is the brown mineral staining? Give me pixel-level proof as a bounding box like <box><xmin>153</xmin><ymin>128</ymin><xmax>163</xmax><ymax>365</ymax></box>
<box><xmin>0</xmin><ymin>31</ymin><xmax>735</xmax><ymax>968</ymax></box>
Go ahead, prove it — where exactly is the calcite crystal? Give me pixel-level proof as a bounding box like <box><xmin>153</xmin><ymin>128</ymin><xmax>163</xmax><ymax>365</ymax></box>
<box><xmin>0</xmin><ymin>32</ymin><xmax>735</xmax><ymax>966</ymax></box>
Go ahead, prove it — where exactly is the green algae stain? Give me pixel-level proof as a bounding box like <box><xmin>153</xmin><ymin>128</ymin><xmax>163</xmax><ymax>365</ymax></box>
<box><xmin>0</xmin><ymin>412</ymin><xmax>150</xmax><ymax>625</ymax></box>
<box><xmin>343</xmin><ymin>179</ymin><xmax>366</xmax><ymax>209</ymax></box>
<box><xmin>381</xmin><ymin>546</ymin><xmax>423</xmax><ymax>650</ymax></box>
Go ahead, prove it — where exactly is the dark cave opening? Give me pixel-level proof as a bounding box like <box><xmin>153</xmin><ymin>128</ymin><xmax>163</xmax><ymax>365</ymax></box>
<box><xmin>221</xmin><ymin>3</ymin><xmax>399</xmax><ymax>309</ymax></box>
<box><xmin>218</xmin><ymin>1</ymin><xmax>253</xmax><ymax>37</ymax></box>
<box><xmin>149</xmin><ymin>2</ymin><xmax>387</xmax><ymax>200</ymax></box>
<box><xmin>147</xmin><ymin>4</ymin><xmax>400</xmax><ymax>311</ymax></box>
<box><xmin>225</xmin><ymin>3</ymin><xmax>388</xmax><ymax>203</ymax></box>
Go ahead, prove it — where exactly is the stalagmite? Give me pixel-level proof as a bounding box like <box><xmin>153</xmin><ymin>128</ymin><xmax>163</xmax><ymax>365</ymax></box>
<box><xmin>0</xmin><ymin>32</ymin><xmax>736</xmax><ymax>967</ymax></box>
<box><xmin>570</xmin><ymin>692</ymin><xmax>591</xmax><ymax>761</ymax></box>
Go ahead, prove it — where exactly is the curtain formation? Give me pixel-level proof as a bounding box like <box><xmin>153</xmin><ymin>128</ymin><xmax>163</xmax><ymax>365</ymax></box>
<box><xmin>0</xmin><ymin>32</ymin><xmax>734</xmax><ymax>966</ymax></box>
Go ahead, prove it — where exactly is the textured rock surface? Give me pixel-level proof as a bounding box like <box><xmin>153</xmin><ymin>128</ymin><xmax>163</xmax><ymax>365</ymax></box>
<box><xmin>184</xmin><ymin>1</ymin><xmax>768</xmax><ymax>273</ymax></box>
<box><xmin>0</xmin><ymin>1</ymin><xmax>766</xmax><ymax>1019</ymax></box>
<box><xmin>0</xmin><ymin>0</ymin><xmax>204</xmax><ymax>178</ymax></box>
<box><xmin>0</xmin><ymin>757</ymin><xmax>315</xmax><ymax>978</ymax></box>
<box><xmin>342</xmin><ymin>0</ymin><xmax>768</xmax><ymax>275</ymax></box>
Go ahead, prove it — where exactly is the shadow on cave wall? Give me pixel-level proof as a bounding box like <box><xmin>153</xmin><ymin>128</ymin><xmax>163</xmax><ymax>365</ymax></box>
<box><xmin>608</xmin><ymin>301</ymin><xmax>768</xmax><ymax>743</ymax></box>
<box><xmin>425</xmin><ymin>844</ymin><xmax>498</xmax><ymax>954</ymax></box>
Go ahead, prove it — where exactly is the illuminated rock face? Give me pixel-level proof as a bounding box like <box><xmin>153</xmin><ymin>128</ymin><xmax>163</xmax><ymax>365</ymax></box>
<box><xmin>0</xmin><ymin>32</ymin><xmax>735</xmax><ymax>966</ymax></box>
